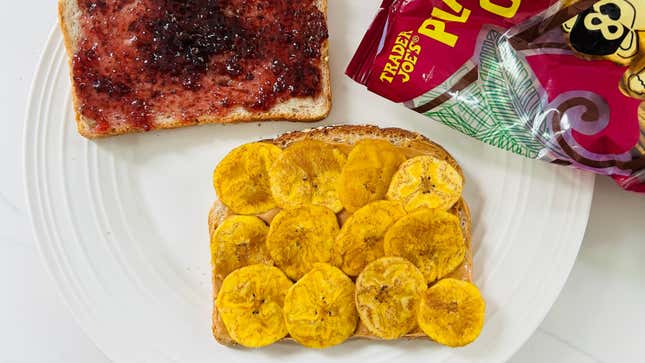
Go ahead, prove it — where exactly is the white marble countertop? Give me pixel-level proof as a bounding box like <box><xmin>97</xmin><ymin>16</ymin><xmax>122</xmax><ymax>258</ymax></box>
<box><xmin>1</xmin><ymin>2</ymin><xmax>644</xmax><ymax>362</ymax></box>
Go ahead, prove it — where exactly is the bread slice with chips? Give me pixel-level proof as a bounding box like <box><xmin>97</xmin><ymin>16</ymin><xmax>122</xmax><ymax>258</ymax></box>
<box><xmin>208</xmin><ymin>125</ymin><xmax>474</xmax><ymax>346</ymax></box>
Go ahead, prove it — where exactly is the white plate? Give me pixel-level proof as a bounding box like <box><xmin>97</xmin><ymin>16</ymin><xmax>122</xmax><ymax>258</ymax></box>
<box><xmin>24</xmin><ymin>2</ymin><xmax>594</xmax><ymax>362</ymax></box>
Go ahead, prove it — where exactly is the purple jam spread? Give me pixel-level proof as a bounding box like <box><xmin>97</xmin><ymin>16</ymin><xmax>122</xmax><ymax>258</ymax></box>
<box><xmin>71</xmin><ymin>0</ymin><xmax>328</xmax><ymax>133</ymax></box>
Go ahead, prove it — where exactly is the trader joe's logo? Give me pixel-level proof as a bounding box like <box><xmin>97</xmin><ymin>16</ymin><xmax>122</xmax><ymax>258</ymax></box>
<box><xmin>379</xmin><ymin>1</ymin><xmax>523</xmax><ymax>84</ymax></box>
<box><xmin>379</xmin><ymin>32</ymin><xmax>421</xmax><ymax>84</ymax></box>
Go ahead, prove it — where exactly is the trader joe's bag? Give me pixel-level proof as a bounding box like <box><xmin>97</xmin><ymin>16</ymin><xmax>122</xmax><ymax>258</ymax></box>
<box><xmin>347</xmin><ymin>0</ymin><xmax>645</xmax><ymax>192</ymax></box>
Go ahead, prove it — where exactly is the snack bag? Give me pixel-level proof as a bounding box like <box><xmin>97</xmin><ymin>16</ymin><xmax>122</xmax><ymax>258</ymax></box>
<box><xmin>347</xmin><ymin>0</ymin><xmax>645</xmax><ymax>192</ymax></box>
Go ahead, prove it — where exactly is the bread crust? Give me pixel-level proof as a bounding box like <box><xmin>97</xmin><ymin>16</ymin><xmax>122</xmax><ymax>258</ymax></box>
<box><xmin>58</xmin><ymin>0</ymin><xmax>332</xmax><ymax>138</ymax></box>
<box><xmin>209</xmin><ymin>125</ymin><xmax>473</xmax><ymax>345</ymax></box>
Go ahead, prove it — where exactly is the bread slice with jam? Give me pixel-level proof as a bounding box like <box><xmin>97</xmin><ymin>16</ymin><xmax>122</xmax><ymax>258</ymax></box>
<box><xmin>58</xmin><ymin>0</ymin><xmax>331</xmax><ymax>138</ymax></box>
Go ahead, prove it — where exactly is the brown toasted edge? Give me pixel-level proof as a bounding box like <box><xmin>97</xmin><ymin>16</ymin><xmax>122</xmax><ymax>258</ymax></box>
<box><xmin>58</xmin><ymin>0</ymin><xmax>88</xmax><ymax>138</ymax></box>
<box><xmin>210</xmin><ymin>125</ymin><xmax>473</xmax><ymax>346</ymax></box>
<box><xmin>271</xmin><ymin>125</ymin><xmax>464</xmax><ymax>178</ymax></box>
<box><xmin>58</xmin><ymin>0</ymin><xmax>331</xmax><ymax>139</ymax></box>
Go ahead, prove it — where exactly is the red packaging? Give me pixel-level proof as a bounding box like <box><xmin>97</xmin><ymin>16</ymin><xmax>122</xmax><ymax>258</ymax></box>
<box><xmin>347</xmin><ymin>0</ymin><xmax>645</xmax><ymax>192</ymax></box>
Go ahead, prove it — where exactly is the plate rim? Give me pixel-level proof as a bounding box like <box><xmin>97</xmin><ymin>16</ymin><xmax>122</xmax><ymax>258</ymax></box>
<box><xmin>22</xmin><ymin>24</ymin><xmax>113</xmax><ymax>359</ymax></box>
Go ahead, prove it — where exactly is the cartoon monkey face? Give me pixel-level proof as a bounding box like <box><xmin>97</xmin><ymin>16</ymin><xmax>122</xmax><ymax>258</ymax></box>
<box><xmin>562</xmin><ymin>0</ymin><xmax>639</xmax><ymax>64</ymax></box>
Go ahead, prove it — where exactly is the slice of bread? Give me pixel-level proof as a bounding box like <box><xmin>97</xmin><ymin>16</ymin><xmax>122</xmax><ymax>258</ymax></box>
<box><xmin>209</xmin><ymin>125</ymin><xmax>473</xmax><ymax>345</ymax></box>
<box><xmin>58</xmin><ymin>0</ymin><xmax>331</xmax><ymax>138</ymax></box>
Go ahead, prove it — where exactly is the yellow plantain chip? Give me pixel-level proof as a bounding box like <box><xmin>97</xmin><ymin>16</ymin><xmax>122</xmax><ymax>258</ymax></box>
<box><xmin>355</xmin><ymin>257</ymin><xmax>427</xmax><ymax>339</ymax></box>
<box><xmin>384</xmin><ymin>209</ymin><xmax>465</xmax><ymax>283</ymax></box>
<box><xmin>386</xmin><ymin>155</ymin><xmax>463</xmax><ymax>212</ymax></box>
<box><xmin>333</xmin><ymin>201</ymin><xmax>406</xmax><ymax>276</ymax></box>
<box><xmin>418</xmin><ymin>278</ymin><xmax>485</xmax><ymax>347</ymax></box>
<box><xmin>213</xmin><ymin>142</ymin><xmax>282</xmax><ymax>215</ymax></box>
<box><xmin>266</xmin><ymin>205</ymin><xmax>339</xmax><ymax>280</ymax></box>
<box><xmin>216</xmin><ymin>264</ymin><xmax>293</xmax><ymax>348</ymax></box>
<box><xmin>269</xmin><ymin>140</ymin><xmax>347</xmax><ymax>213</ymax></box>
<box><xmin>284</xmin><ymin>263</ymin><xmax>358</xmax><ymax>348</ymax></box>
<box><xmin>338</xmin><ymin>139</ymin><xmax>407</xmax><ymax>212</ymax></box>
<box><xmin>211</xmin><ymin>215</ymin><xmax>272</xmax><ymax>280</ymax></box>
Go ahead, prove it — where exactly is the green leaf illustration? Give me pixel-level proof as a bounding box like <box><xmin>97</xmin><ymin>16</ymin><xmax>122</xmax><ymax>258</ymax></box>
<box><xmin>478</xmin><ymin>29</ymin><xmax>548</xmax><ymax>158</ymax></box>
<box><xmin>416</xmin><ymin>28</ymin><xmax>551</xmax><ymax>159</ymax></box>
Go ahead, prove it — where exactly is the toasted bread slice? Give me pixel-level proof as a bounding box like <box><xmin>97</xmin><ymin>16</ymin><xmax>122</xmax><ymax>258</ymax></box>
<box><xmin>209</xmin><ymin>125</ymin><xmax>473</xmax><ymax>345</ymax></box>
<box><xmin>58</xmin><ymin>0</ymin><xmax>331</xmax><ymax>138</ymax></box>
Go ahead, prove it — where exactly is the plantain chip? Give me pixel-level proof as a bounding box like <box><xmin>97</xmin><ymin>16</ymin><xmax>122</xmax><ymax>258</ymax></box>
<box><xmin>333</xmin><ymin>201</ymin><xmax>406</xmax><ymax>276</ymax></box>
<box><xmin>211</xmin><ymin>215</ymin><xmax>272</xmax><ymax>280</ymax></box>
<box><xmin>213</xmin><ymin>142</ymin><xmax>282</xmax><ymax>215</ymax></box>
<box><xmin>384</xmin><ymin>209</ymin><xmax>465</xmax><ymax>283</ymax></box>
<box><xmin>284</xmin><ymin>263</ymin><xmax>358</xmax><ymax>348</ymax></box>
<box><xmin>216</xmin><ymin>264</ymin><xmax>293</xmax><ymax>348</ymax></box>
<box><xmin>269</xmin><ymin>140</ymin><xmax>347</xmax><ymax>213</ymax></box>
<box><xmin>266</xmin><ymin>205</ymin><xmax>339</xmax><ymax>280</ymax></box>
<box><xmin>355</xmin><ymin>257</ymin><xmax>427</xmax><ymax>339</ymax></box>
<box><xmin>338</xmin><ymin>139</ymin><xmax>407</xmax><ymax>212</ymax></box>
<box><xmin>386</xmin><ymin>155</ymin><xmax>463</xmax><ymax>212</ymax></box>
<box><xmin>417</xmin><ymin>278</ymin><xmax>485</xmax><ymax>347</ymax></box>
